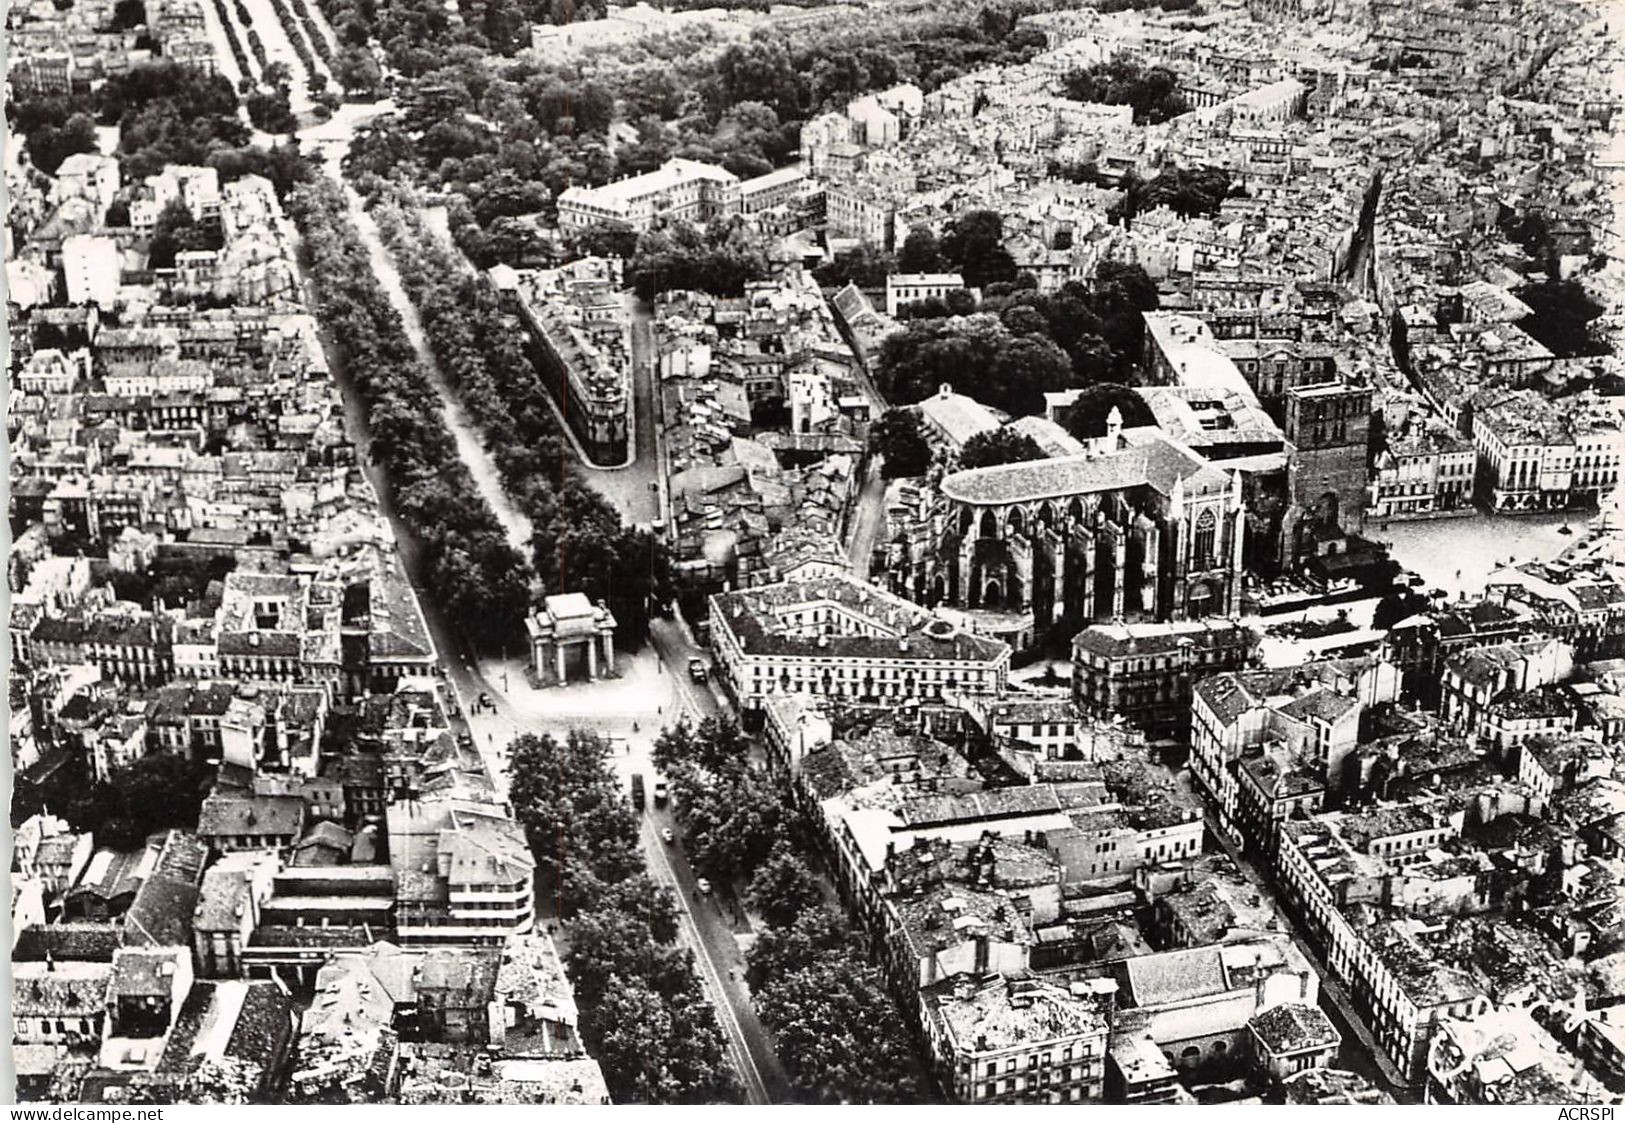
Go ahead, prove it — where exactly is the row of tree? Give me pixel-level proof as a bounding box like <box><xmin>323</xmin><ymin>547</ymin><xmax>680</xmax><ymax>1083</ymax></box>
<box><xmin>208</xmin><ymin>0</ymin><xmax>255</xmax><ymax>84</ymax></box>
<box><xmin>653</xmin><ymin>719</ymin><xmax>790</xmax><ymax>885</ymax></box>
<box><xmin>236</xmin><ymin>0</ymin><xmax>273</xmax><ymax>74</ymax></box>
<box><xmin>367</xmin><ymin>191</ymin><xmax>667</xmax><ymax>642</ymax></box>
<box><xmin>652</xmin><ymin>718</ymin><xmax>929</xmax><ymax>1103</ymax></box>
<box><xmin>505</xmin><ymin>731</ymin><xmax>741</xmax><ymax>1103</ymax></box>
<box><xmin>264</xmin><ymin>0</ymin><xmax>326</xmax><ymax>98</ymax></box>
<box><xmin>285</xmin><ymin>0</ymin><xmax>336</xmax><ymax>69</ymax></box>
<box><xmin>287</xmin><ymin>175</ymin><xmax>536</xmax><ymax>651</ymax></box>
<box><xmin>246</xmin><ymin>63</ymin><xmax>301</xmax><ymax>134</ymax></box>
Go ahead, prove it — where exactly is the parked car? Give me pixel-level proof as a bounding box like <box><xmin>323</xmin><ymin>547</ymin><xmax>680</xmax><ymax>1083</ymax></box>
<box><xmin>661</xmin><ymin>827</ymin><xmax>674</xmax><ymax>843</ymax></box>
<box><xmin>695</xmin><ymin>878</ymin><xmax>712</xmax><ymax>895</ymax></box>
<box><xmin>653</xmin><ymin>780</ymin><xmax>669</xmax><ymax>807</ymax></box>
<box><xmin>688</xmin><ymin>658</ymin><xmax>708</xmax><ymax>682</ymax></box>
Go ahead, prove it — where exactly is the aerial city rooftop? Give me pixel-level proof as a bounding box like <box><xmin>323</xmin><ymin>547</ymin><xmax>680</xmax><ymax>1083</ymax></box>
<box><xmin>7</xmin><ymin>0</ymin><xmax>1625</xmax><ymax>1106</ymax></box>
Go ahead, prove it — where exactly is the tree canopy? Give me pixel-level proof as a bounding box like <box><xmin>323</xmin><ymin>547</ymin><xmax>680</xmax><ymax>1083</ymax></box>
<box><xmin>507</xmin><ymin>731</ymin><xmax>643</xmax><ymax>912</ymax></box>
<box><xmin>898</xmin><ymin>225</ymin><xmax>945</xmax><ymax>273</ymax></box>
<box><xmin>628</xmin><ymin>218</ymin><xmax>773</xmax><ymax>302</ymax></box>
<box><xmin>1062</xmin><ymin>58</ymin><xmax>1188</xmax><ymax>124</ymax></box>
<box><xmin>876</xmin><ymin>313</ymin><xmax>1075</xmax><ymax>417</ymax></box>
<box><xmin>958</xmin><ymin>427</ymin><xmax>1046</xmax><ymax>469</ymax></box>
<box><xmin>744</xmin><ymin>841</ymin><xmax>826</xmax><ymax>929</ymax></box>
<box><xmin>940</xmin><ymin>209</ymin><xmax>1018</xmax><ymax>289</ymax></box>
<box><xmin>288</xmin><ymin>176</ymin><xmax>535</xmax><ymax>651</ymax></box>
<box><xmin>869</xmin><ymin>408</ymin><xmax>933</xmax><ymax>479</ymax></box>
<box><xmin>22</xmin><ymin>751</ymin><xmax>216</xmax><ymax>850</ymax></box>
<box><xmin>8</xmin><ymin>94</ymin><xmax>98</xmax><ymax>174</ymax></box>
<box><xmin>95</xmin><ymin>62</ymin><xmax>249</xmax><ymax>179</ymax></box>
<box><xmin>502</xmin><ymin>724</ymin><xmax>740</xmax><ymax>1103</ymax></box>
<box><xmin>1515</xmin><ymin>277</ymin><xmax>1610</xmax><ymax>359</ymax></box>
<box><xmin>1111</xmin><ymin>165</ymin><xmax>1234</xmax><ymax>225</ymax></box>
<box><xmin>1061</xmin><ymin>382</ymin><xmax>1158</xmax><ymax>439</ymax></box>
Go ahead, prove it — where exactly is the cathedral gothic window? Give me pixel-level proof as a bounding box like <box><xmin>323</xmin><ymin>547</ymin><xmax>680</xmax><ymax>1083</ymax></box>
<box><xmin>1194</xmin><ymin>509</ymin><xmax>1217</xmax><ymax>569</ymax></box>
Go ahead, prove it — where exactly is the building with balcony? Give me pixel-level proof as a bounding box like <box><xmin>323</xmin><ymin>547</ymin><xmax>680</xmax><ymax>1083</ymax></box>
<box><xmin>709</xmin><ymin>572</ymin><xmax>1011</xmax><ymax>713</ymax></box>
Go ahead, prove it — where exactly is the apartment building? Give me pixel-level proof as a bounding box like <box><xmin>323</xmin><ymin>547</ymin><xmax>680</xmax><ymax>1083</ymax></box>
<box><xmin>709</xmin><ymin>573</ymin><xmax>1012</xmax><ymax>712</ymax></box>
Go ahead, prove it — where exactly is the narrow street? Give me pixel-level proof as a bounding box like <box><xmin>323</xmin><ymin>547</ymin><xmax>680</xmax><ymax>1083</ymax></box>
<box><xmin>1193</xmin><ymin>791</ymin><xmax>1416</xmax><ymax>1101</ymax></box>
<box><xmin>845</xmin><ymin>461</ymin><xmax>889</xmax><ymax>579</ymax></box>
<box><xmin>641</xmin><ymin>811</ymin><xmax>792</xmax><ymax>1103</ymax></box>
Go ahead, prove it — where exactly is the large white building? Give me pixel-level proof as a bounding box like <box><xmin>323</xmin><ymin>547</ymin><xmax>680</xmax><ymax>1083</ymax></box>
<box><xmin>62</xmin><ymin>234</ymin><xmax>119</xmax><ymax>307</ymax></box>
<box><xmin>556</xmin><ymin>158</ymin><xmax>741</xmax><ymax>232</ymax></box>
<box><xmin>886</xmin><ymin>272</ymin><xmax>969</xmax><ymax>317</ymax></box>
<box><xmin>708</xmin><ymin>572</ymin><xmax>1011</xmax><ymax>711</ymax></box>
<box><xmin>1471</xmin><ymin>389</ymin><xmax>1622</xmax><ymax>513</ymax></box>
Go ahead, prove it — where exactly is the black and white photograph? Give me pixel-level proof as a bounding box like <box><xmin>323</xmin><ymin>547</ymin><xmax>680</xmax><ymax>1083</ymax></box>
<box><xmin>5</xmin><ymin>0</ymin><xmax>1625</xmax><ymax>1105</ymax></box>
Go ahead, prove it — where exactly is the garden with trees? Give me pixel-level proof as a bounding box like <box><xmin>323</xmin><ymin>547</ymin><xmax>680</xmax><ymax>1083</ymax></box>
<box><xmin>1061</xmin><ymin>57</ymin><xmax>1189</xmax><ymax>124</ymax></box>
<box><xmin>627</xmin><ymin>217</ymin><xmax>775</xmax><ymax>301</ymax></box>
<box><xmin>874</xmin><ymin>258</ymin><xmax>1160</xmax><ymax>415</ymax></box>
<box><xmin>11</xmin><ymin>749</ymin><xmax>215</xmax><ymax>851</ymax></box>
<box><xmin>330</xmin><ymin>0</ymin><xmax>1074</xmax><ymax>258</ymax></box>
<box><xmin>96</xmin><ymin>63</ymin><xmax>251</xmax><ymax>179</ymax></box>
<box><xmin>876</xmin><ymin>313</ymin><xmax>1075</xmax><ymax>417</ymax></box>
<box><xmin>1109</xmin><ymin>164</ymin><xmax>1235</xmax><ymax>225</ymax></box>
